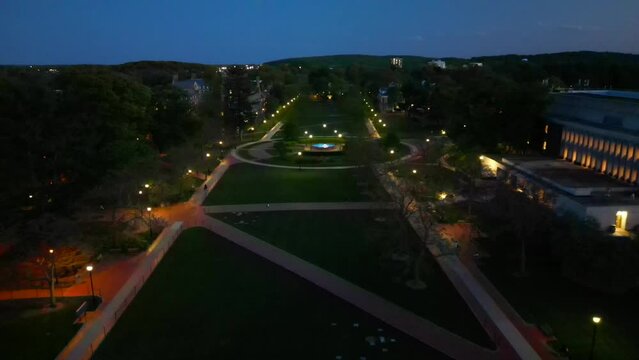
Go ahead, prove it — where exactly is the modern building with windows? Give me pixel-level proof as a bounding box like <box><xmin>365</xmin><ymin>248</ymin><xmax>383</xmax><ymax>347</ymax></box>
<box><xmin>481</xmin><ymin>90</ymin><xmax>639</xmax><ymax>233</ymax></box>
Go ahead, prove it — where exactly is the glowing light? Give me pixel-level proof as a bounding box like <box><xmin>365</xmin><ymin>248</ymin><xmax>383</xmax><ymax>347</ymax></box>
<box><xmin>309</xmin><ymin>135</ymin><xmax>313</xmax><ymax>139</ymax></box>
<box><xmin>412</xmin><ymin>169</ymin><xmax>417</xmax><ymax>174</ymax></box>
<box><xmin>206</xmin><ymin>153</ymin><xmax>211</xmax><ymax>157</ymax></box>
<box><xmin>263</xmin><ymin>120</ymin><xmax>267</xmax><ymax>123</ymax></box>
<box><xmin>426</xmin><ymin>138</ymin><xmax>430</xmax><ymax>142</ymax></box>
<box><xmin>144</xmin><ymin>184</ymin><xmax>150</xmax><ymax>188</ymax></box>
<box><xmin>271</xmin><ymin>114</ymin><xmax>275</xmax><ymax>118</ymax></box>
<box><xmin>323</xmin><ymin>124</ymin><xmax>326</xmax><ymax>128</ymax></box>
<box><xmin>219</xmin><ymin>141</ymin><xmax>224</xmax><ymax>145</ymax></box>
<box><xmin>479</xmin><ymin>155</ymin><xmax>485</xmax><ymax>160</ymax></box>
<box><xmin>304</xmin><ymin>130</ymin><xmax>308</xmax><ymax>134</ymax></box>
<box><xmin>438</xmin><ymin>192</ymin><xmax>448</xmax><ymax>200</ymax></box>
<box><xmin>28</xmin><ymin>194</ymin><xmax>33</xmax><ymax>199</ymax></box>
<box><xmin>338</xmin><ymin>133</ymin><xmax>343</xmax><ymax>138</ymax></box>
<box><xmin>389</xmin><ymin>149</ymin><xmax>395</xmax><ymax>155</ymax></box>
<box><xmin>592</xmin><ymin>316</ymin><xmax>602</xmax><ymax>324</ymax></box>
<box><xmin>146</xmin><ymin>207</ymin><xmax>152</xmax><ymax>212</ymax></box>
<box><xmin>138</xmin><ymin>190</ymin><xmax>143</xmax><ymax>195</ymax></box>
<box><xmin>297</xmin><ymin>152</ymin><xmax>302</xmax><ymax>156</ymax></box>
<box><xmin>49</xmin><ymin>249</ymin><xmax>54</xmax><ymax>254</ymax></box>
<box><xmin>441</xmin><ymin>130</ymin><xmax>446</xmax><ymax>135</ymax></box>
<box><xmin>86</xmin><ymin>265</ymin><xmax>93</xmax><ymax>272</ymax></box>
<box><xmin>333</xmin><ymin>130</ymin><xmax>337</xmax><ymax>133</ymax></box>
<box><xmin>187</xmin><ymin>169</ymin><xmax>192</xmax><ymax>174</ymax></box>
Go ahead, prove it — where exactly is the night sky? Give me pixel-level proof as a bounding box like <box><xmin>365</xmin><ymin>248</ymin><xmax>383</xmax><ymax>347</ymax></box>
<box><xmin>1</xmin><ymin>0</ymin><xmax>638</xmax><ymax>65</ymax></box>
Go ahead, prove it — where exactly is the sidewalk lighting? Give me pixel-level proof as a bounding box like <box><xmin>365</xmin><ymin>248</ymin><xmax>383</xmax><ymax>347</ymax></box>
<box><xmin>86</xmin><ymin>265</ymin><xmax>96</xmax><ymax>307</ymax></box>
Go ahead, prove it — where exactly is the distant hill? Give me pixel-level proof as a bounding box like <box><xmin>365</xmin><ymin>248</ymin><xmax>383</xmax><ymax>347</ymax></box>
<box><xmin>266</xmin><ymin>54</ymin><xmax>464</xmax><ymax>70</ymax></box>
<box><xmin>267</xmin><ymin>51</ymin><xmax>639</xmax><ymax>89</ymax></box>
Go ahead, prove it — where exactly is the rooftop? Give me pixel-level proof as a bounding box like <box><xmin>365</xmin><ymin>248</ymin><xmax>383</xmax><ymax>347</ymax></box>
<box><xmin>501</xmin><ymin>156</ymin><xmax>637</xmax><ymax>196</ymax></box>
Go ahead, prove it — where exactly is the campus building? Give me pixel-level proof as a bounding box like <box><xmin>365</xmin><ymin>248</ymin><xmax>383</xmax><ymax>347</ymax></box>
<box><xmin>482</xmin><ymin>90</ymin><xmax>639</xmax><ymax>233</ymax></box>
<box><xmin>390</xmin><ymin>57</ymin><xmax>403</xmax><ymax>69</ymax></box>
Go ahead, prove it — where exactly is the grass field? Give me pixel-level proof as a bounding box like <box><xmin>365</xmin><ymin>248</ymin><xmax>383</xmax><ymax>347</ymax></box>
<box><xmin>95</xmin><ymin>227</ymin><xmax>447</xmax><ymax>359</ymax></box>
<box><xmin>204</xmin><ymin>163</ymin><xmax>385</xmax><ymax>205</ymax></box>
<box><xmin>480</xmin><ymin>258</ymin><xmax>639</xmax><ymax>360</ymax></box>
<box><xmin>216</xmin><ymin>210</ymin><xmax>494</xmax><ymax>348</ymax></box>
<box><xmin>280</xmin><ymin>96</ymin><xmax>368</xmax><ymax>136</ymax></box>
<box><xmin>0</xmin><ymin>297</ymin><xmax>87</xmax><ymax>360</ymax></box>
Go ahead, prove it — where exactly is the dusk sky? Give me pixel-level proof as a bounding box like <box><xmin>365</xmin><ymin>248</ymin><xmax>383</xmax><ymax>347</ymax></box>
<box><xmin>1</xmin><ymin>0</ymin><xmax>638</xmax><ymax>65</ymax></box>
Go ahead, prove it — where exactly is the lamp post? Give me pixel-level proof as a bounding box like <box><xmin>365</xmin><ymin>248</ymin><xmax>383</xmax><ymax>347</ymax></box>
<box><xmin>48</xmin><ymin>249</ymin><xmax>56</xmax><ymax>307</ymax></box>
<box><xmin>589</xmin><ymin>316</ymin><xmax>602</xmax><ymax>360</ymax></box>
<box><xmin>146</xmin><ymin>207</ymin><xmax>152</xmax><ymax>240</ymax></box>
<box><xmin>86</xmin><ymin>265</ymin><xmax>96</xmax><ymax>307</ymax></box>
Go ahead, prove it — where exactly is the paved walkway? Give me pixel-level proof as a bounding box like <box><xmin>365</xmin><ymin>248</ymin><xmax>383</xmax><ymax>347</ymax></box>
<box><xmin>203</xmin><ymin>201</ymin><xmax>397</xmax><ymax>213</ymax></box>
<box><xmin>366</xmin><ymin>119</ymin><xmax>381</xmax><ymax>139</ymax></box>
<box><xmin>261</xmin><ymin>121</ymin><xmax>283</xmax><ymax>141</ymax></box>
<box><xmin>201</xmin><ymin>216</ymin><xmax>496</xmax><ymax>360</ymax></box>
<box><xmin>376</xmin><ymin>166</ymin><xmax>541</xmax><ymax>360</ymax></box>
<box><xmin>247</xmin><ymin>141</ymin><xmax>274</xmax><ymax>160</ymax></box>
<box><xmin>0</xmin><ymin>253</ymin><xmax>143</xmax><ymax>302</ymax></box>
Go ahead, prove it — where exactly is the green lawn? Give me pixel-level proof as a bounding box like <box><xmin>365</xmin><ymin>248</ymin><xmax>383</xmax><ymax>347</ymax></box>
<box><xmin>480</xmin><ymin>258</ymin><xmax>639</xmax><ymax>360</ymax></box>
<box><xmin>204</xmin><ymin>163</ymin><xmax>384</xmax><ymax>205</ymax></box>
<box><xmin>216</xmin><ymin>210</ymin><xmax>493</xmax><ymax>348</ymax></box>
<box><xmin>280</xmin><ymin>96</ymin><xmax>368</xmax><ymax>136</ymax></box>
<box><xmin>0</xmin><ymin>297</ymin><xmax>87</xmax><ymax>360</ymax></box>
<box><xmin>95</xmin><ymin>227</ymin><xmax>446</xmax><ymax>359</ymax></box>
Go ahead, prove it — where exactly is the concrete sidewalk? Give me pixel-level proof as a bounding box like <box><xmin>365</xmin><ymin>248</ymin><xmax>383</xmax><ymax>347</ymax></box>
<box><xmin>261</xmin><ymin>121</ymin><xmax>283</xmax><ymax>141</ymax></box>
<box><xmin>202</xmin><ymin>216</ymin><xmax>496</xmax><ymax>360</ymax></box>
<box><xmin>203</xmin><ymin>201</ymin><xmax>397</xmax><ymax>213</ymax></box>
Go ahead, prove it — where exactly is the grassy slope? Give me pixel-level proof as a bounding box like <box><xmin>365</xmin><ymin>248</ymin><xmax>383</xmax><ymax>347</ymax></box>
<box><xmin>216</xmin><ymin>211</ymin><xmax>493</xmax><ymax>348</ymax></box>
<box><xmin>95</xmin><ymin>227</ymin><xmax>446</xmax><ymax>359</ymax></box>
<box><xmin>0</xmin><ymin>297</ymin><xmax>86</xmax><ymax>360</ymax></box>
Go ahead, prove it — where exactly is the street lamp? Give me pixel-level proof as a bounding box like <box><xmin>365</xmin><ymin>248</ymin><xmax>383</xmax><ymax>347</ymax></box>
<box><xmin>86</xmin><ymin>265</ymin><xmax>96</xmax><ymax>307</ymax></box>
<box><xmin>206</xmin><ymin>153</ymin><xmax>211</xmax><ymax>158</ymax></box>
<box><xmin>48</xmin><ymin>249</ymin><xmax>56</xmax><ymax>307</ymax></box>
<box><xmin>589</xmin><ymin>316</ymin><xmax>602</xmax><ymax>360</ymax></box>
<box><xmin>144</xmin><ymin>183</ymin><xmax>150</xmax><ymax>188</ymax></box>
<box><xmin>146</xmin><ymin>207</ymin><xmax>152</xmax><ymax>240</ymax></box>
<box><xmin>389</xmin><ymin>149</ymin><xmax>395</xmax><ymax>155</ymax></box>
<box><xmin>322</xmin><ymin>123</ymin><xmax>326</xmax><ymax>128</ymax></box>
<box><xmin>412</xmin><ymin>169</ymin><xmax>417</xmax><ymax>174</ymax></box>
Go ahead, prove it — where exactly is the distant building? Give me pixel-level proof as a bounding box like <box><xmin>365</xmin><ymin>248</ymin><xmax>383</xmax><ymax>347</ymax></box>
<box><xmin>172</xmin><ymin>74</ymin><xmax>209</xmax><ymax>105</ymax></box>
<box><xmin>428</xmin><ymin>59</ymin><xmax>446</xmax><ymax>69</ymax></box>
<box><xmin>481</xmin><ymin>90</ymin><xmax>639</xmax><ymax>232</ymax></box>
<box><xmin>470</xmin><ymin>62</ymin><xmax>483</xmax><ymax>67</ymax></box>
<box><xmin>390</xmin><ymin>57</ymin><xmax>403</xmax><ymax>69</ymax></box>
<box><xmin>377</xmin><ymin>82</ymin><xmax>402</xmax><ymax>112</ymax></box>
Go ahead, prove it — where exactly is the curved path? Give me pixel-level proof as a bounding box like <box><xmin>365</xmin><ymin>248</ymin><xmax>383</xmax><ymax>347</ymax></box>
<box><xmin>231</xmin><ymin>139</ymin><xmax>418</xmax><ymax>170</ymax></box>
